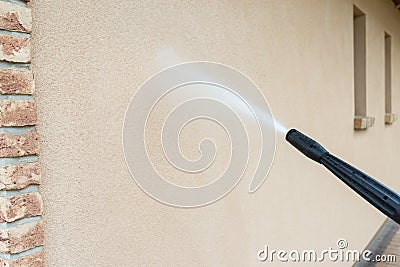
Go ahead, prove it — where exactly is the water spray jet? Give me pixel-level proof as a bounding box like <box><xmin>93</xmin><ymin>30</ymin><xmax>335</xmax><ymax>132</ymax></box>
<box><xmin>286</xmin><ymin>129</ymin><xmax>400</xmax><ymax>224</ymax></box>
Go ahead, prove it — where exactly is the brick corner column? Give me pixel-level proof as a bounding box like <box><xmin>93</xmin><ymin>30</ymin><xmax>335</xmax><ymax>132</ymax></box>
<box><xmin>0</xmin><ymin>0</ymin><xmax>45</xmax><ymax>266</ymax></box>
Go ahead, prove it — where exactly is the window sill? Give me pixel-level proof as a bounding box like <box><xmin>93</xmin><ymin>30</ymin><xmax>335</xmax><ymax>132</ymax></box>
<box><xmin>354</xmin><ymin>116</ymin><xmax>375</xmax><ymax>130</ymax></box>
<box><xmin>385</xmin><ymin>113</ymin><xmax>397</xmax><ymax>125</ymax></box>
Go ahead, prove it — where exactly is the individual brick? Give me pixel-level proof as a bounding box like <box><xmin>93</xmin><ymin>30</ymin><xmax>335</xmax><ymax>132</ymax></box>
<box><xmin>0</xmin><ymin>220</ymin><xmax>43</xmax><ymax>254</ymax></box>
<box><xmin>0</xmin><ymin>162</ymin><xmax>40</xmax><ymax>190</ymax></box>
<box><xmin>0</xmin><ymin>130</ymin><xmax>39</xmax><ymax>158</ymax></box>
<box><xmin>0</xmin><ymin>100</ymin><xmax>37</xmax><ymax>126</ymax></box>
<box><xmin>0</xmin><ymin>35</ymin><xmax>30</xmax><ymax>63</ymax></box>
<box><xmin>0</xmin><ymin>250</ymin><xmax>44</xmax><ymax>267</ymax></box>
<box><xmin>0</xmin><ymin>1</ymin><xmax>32</xmax><ymax>33</ymax></box>
<box><xmin>0</xmin><ymin>69</ymin><xmax>34</xmax><ymax>95</ymax></box>
<box><xmin>0</xmin><ymin>192</ymin><xmax>43</xmax><ymax>222</ymax></box>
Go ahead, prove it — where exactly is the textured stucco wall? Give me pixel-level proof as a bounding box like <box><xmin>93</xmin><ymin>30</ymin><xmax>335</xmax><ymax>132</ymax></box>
<box><xmin>32</xmin><ymin>0</ymin><xmax>400</xmax><ymax>266</ymax></box>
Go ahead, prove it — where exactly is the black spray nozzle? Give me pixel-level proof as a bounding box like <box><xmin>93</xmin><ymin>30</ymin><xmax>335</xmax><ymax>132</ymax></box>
<box><xmin>285</xmin><ymin>129</ymin><xmax>328</xmax><ymax>163</ymax></box>
<box><xmin>286</xmin><ymin>128</ymin><xmax>400</xmax><ymax>224</ymax></box>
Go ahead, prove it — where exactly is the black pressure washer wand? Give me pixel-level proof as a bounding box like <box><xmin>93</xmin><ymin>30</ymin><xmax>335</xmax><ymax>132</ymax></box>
<box><xmin>286</xmin><ymin>129</ymin><xmax>400</xmax><ymax>224</ymax></box>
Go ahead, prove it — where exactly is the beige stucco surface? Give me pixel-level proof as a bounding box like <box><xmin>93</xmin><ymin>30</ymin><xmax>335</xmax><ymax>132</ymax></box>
<box><xmin>31</xmin><ymin>0</ymin><xmax>400</xmax><ymax>266</ymax></box>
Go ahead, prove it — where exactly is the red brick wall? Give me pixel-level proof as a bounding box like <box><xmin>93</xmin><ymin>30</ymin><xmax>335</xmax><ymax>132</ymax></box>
<box><xmin>0</xmin><ymin>0</ymin><xmax>44</xmax><ymax>266</ymax></box>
